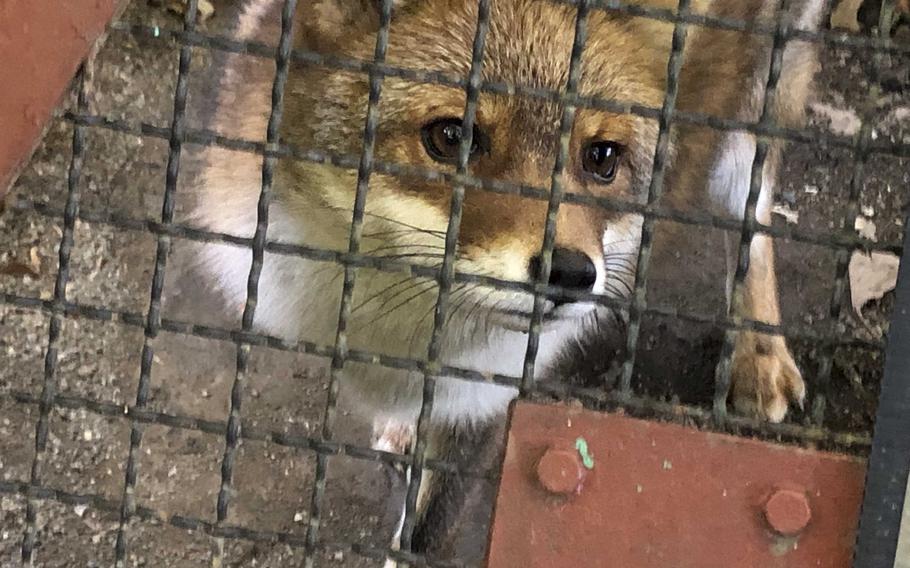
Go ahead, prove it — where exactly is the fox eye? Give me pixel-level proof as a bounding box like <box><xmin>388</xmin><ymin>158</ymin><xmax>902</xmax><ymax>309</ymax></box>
<box><xmin>582</xmin><ymin>141</ymin><xmax>622</xmax><ymax>184</ymax></box>
<box><xmin>422</xmin><ymin>118</ymin><xmax>480</xmax><ymax>164</ymax></box>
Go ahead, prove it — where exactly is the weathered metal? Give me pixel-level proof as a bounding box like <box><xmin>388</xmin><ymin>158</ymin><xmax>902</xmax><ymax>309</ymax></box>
<box><xmin>487</xmin><ymin>401</ymin><xmax>867</xmax><ymax>567</ymax></box>
<box><xmin>0</xmin><ymin>0</ymin><xmax>122</xmax><ymax>198</ymax></box>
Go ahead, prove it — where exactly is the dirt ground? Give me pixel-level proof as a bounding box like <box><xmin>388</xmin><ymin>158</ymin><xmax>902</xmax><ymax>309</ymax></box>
<box><xmin>1</xmin><ymin>1</ymin><xmax>909</xmax><ymax>566</ymax></box>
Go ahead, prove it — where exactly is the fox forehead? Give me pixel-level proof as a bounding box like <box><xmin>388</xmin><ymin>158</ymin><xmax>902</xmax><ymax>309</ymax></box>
<box><xmin>301</xmin><ymin>0</ymin><xmax>668</xmax><ymax>165</ymax></box>
<box><xmin>357</xmin><ymin>0</ymin><xmax>667</xmax><ymax>103</ymax></box>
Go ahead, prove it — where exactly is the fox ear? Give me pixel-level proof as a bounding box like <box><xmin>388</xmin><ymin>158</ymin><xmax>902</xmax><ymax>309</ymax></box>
<box><xmin>303</xmin><ymin>0</ymin><xmax>411</xmax><ymax>51</ymax></box>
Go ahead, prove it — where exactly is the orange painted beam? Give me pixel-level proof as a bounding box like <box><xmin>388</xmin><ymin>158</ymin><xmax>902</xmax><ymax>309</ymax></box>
<box><xmin>0</xmin><ymin>0</ymin><xmax>121</xmax><ymax>198</ymax></box>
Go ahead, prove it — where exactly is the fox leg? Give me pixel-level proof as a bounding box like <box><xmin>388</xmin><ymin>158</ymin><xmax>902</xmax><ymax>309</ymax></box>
<box><xmin>724</xmin><ymin>230</ymin><xmax>805</xmax><ymax>422</ymax></box>
<box><xmin>718</xmin><ymin>139</ymin><xmax>805</xmax><ymax>423</ymax></box>
<box><xmin>373</xmin><ymin>418</ymin><xmax>436</xmax><ymax>568</ymax></box>
<box><xmin>720</xmin><ymin>0</ymin><xmax>825</xmax><ymax>422</ymax></box>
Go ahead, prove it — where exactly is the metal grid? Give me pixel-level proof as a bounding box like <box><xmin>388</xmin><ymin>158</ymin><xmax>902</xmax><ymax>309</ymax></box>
<box><xmin>0</xmin><ymin>0</ymin><xmax>908</xmax><ymax>566</ymax></box>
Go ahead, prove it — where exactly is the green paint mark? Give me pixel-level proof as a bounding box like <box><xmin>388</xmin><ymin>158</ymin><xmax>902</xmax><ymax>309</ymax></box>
<box><xmin>575</xmin><ymin>437</ymin><xmax>594</xmax><ymax>470</ymax></box>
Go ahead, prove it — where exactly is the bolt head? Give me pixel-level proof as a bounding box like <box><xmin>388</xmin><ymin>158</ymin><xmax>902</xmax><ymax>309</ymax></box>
<box><xmin>764</xmin><ymin>489</ymin><xmax>812</xmax><ymax>536</ymax></box>
<box><xmin>536</xmin><ymin>448</ymin><xmax>585</xmax><ymax>495</ymax></box>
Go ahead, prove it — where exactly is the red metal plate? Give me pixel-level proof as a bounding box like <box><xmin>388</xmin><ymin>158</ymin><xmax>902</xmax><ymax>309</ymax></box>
<box><xmin>487</xmin><ymin>401</ymin><xmax>866</xmax><ymax>568</ymax></box>
<box><xmin>0</xmin><ymin>0</ymin><xmax>123</xmax><ymax>197</ymax></box>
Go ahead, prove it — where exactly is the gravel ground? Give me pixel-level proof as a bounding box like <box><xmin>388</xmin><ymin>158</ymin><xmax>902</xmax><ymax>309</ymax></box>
<box><xmin>1</xmin><ymin>1</ymin><xmax>909</xmax><ymax>566</ymax></box>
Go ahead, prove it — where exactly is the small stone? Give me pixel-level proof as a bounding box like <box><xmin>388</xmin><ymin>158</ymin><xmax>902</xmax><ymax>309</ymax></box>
<box><xmin>804</xmin><ymin>184</ymin><xmax>819</xmax><ymax>195</ymax></box>
<box><xmin>197</xmin><ymin>0</ymin><xmax>215</xmax><ymax>20</ymax></box>
<box><xmin>83</xmin><ymin>430</ymin><xmax>93</xmax><ymax>442</ymax></box>
<box><xmin>809</xmin><ymin>102</ymin><xmax>861</xmax><ymax>136</ymax></box>
<box><xmin>293</xmin><ymin>512</ymin><xmax>305</xmax><ymax>523</ymax></box>
<box><xmin>73</xmin><ymin>504</ymin><xmax>88</xmax><ymax>517</ymax></box>
<box><xmin>0</xmin><ymin>497</ymin><xmax>17</xmax><ymax>511</ymax></box>
<box><xmin>855</xmin><ymin>217</ymin><xmax>877</xmax><ymax>241</ymax></box>
<box><xmin>333</xmin><ymin>551</ymin><xmax>344</xmax><ymax>561</ymax></box>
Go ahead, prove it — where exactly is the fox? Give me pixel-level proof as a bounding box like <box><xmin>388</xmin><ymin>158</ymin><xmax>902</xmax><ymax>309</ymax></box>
<box><xmin>188</xmin><ymin>0</ymin><xmax>823</xmax><ymax>561</ymax></box>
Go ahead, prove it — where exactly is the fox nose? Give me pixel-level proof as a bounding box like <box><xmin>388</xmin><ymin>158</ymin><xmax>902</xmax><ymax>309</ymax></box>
<box><xmin>528</xmin><ymin>248</ymin><xmax>598</xmax><ymax>298</ymax></box>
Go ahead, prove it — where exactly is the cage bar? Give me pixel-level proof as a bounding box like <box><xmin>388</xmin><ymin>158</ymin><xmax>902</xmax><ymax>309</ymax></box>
<box><xmin>853</xmin><ymin>1</ymin><xmax>910</xmax><ymax>565</ymax></box>
<box><xmin>395</xmin><ymin>0</ymin><xmax>493</xmax><ymax>554</ymax></box>
<box><xmin>208</xmin><ymin>0</ymin><xmax>299</xmax><ymax>564</ymax></box>
<box><xmin>810</xmin><ymin>118</ymin><xmax>874</xmax><ymax>426</ymax></box>
<box><xmin>18</xmin><ymin>66</ymin><xmax>89</xmax><ymax>564</ymax></box>
<box><xmin>618</xmin><ymin>0</ymin><xmax>691</xmax><ymax>397</ymax></box>
<box><xmin>302</xmin><ymin>0</ymin><xmax>395</xmax><ymax>563</ymax></box>
<box><xmin>518</xmin><ymin>0</ymin><xmax>592</xmax><ymax>394</ymax></box>
<box><xmin>110</xmin><ymin>2</ymin><xmax>200</xmax><ymax>564</ymax></box>
<box><xmin>853</xmin><ymin>199</ymin><xmax>910</xmax><ymax>566</ymax></box>
<box><xmin>709</xmin><ymin>0</ymin><xmax>793</xmax><ymax>421</ymax></box>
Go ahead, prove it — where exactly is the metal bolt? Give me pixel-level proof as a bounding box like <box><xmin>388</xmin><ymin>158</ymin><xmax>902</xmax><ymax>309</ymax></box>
<box><xmin>763</xmin><ymin>488</ymin><xmax>812</xmax><ymax>536</ymax></box>
<box><xmin>536</xmin><ymin>448</ymin><xmax>585</xmax><ymax>495</ymax></box>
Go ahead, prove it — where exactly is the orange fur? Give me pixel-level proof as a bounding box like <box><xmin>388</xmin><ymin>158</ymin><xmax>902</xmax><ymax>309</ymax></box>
<box><xmin>192</xmin><ymin>0</ymin><xmax>825</xmax><ymax>557</ymax></box>
<box><xmin>194</xmin><ymin>0</ymin><xmax>823</xmax><ymax>421</ymax></box>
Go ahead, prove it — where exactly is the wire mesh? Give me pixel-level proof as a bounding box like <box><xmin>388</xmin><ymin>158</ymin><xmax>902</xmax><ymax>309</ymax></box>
<box><xmin>397</xmin><ymin>0</ymin><xmax>493</xmax><ymax>552</ymax></box>
<box><xmin>709</xmin><ymin>0</ymin><xmax>789</xmax><ymax>422</ymax></box>
<box><xmin>0</xmin><ymin>0</ymin><xmax>908</xmax><ymax>566</ymax></box>
<box><xmin>303</xmin><ymin>0</ymin><xmax>395</xmax><ymax>562</ymax></box>
<box><xmin>18</xmin><ymin>65</ymin><xmax>90</xmax><ymax>565</ymax></box>
<box><xmin>108</xmin><ymin>2</ymin><xmax>201</xmax><ymax>564</ymax></box>
<box><xmin>619</xmin><ymin>0</ymin><xmax>691</xmax><ymax>398</ymax></box>
<box><xmin>208</xmin><ymin>0</ymin><xmax>300</xmax><ymax>565</ymax></box>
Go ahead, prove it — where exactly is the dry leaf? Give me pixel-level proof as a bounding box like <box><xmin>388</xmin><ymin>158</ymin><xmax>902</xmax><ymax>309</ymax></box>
<box><xmin>772</xmin><ymin>203</ymin><xmax>799</xmax><ymax>224</ymax></box>
<box><xmin>849</xmin><ymin>251</ymin><xmax>900</xmax><ymax>315</ymax></box>
<box><xmin>830</xmin><ymin>0</ymin><xmax>863</xmax><ymax>32</ymax></box>
<box><xmin>28</xmin><ymin>247</ymin><xmax>41</xmax><ymax>272</ymax></box>
<box><xmin>0</xmin><ymin>247</ymin><xmax>43</xmax><ymax>279</ymax></box>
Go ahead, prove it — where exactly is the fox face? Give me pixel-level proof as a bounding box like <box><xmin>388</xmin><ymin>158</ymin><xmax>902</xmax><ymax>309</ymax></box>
<box><xmin>196</xmin><ymin>0</ymin><xmax>818</xmax><ymax>423</ymax></box>
<box><xmin>274</xmin><ymin>0</ymin><xmax>671</xmax><ymax>330</ymax></box>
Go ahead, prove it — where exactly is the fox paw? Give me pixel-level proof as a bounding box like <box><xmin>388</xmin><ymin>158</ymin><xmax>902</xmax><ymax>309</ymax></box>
<box><xmin>730</xmin><ymin>332</ymin><xmax>805</xmax><ymax>423</ymax></box>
